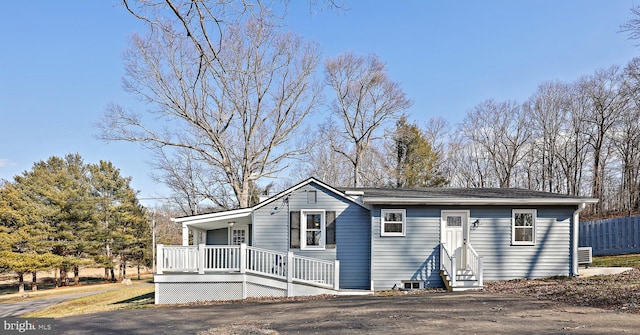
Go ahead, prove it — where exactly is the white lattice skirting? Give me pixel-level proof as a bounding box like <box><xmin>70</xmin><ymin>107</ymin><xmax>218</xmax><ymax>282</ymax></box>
<box><xmin>154</xmin><ymin>272</ymin><xmax>337</xmax><ymax>304</ymax></box>
<box><xmin>156</xmin><ymin>282</ymin><xmax>244</xmax><ymax>304</ymax></box>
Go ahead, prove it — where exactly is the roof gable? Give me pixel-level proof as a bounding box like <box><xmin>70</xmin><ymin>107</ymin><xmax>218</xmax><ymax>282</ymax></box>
<box><xmin>253</xmin><ymin>177</ymin><xmax>369</xmax><ymax>210</ymax></box>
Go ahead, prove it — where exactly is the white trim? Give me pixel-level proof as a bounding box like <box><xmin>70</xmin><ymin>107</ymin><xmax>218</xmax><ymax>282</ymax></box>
<box><xmin>173</xmin><ymin>208</ymin><xmax>253</xmax><ymax>224</ymax></box>
<box><xmin>364</xmin><ymin>197</ymin><xmax>598</xmax><ymax>206</ymax></box>
<box><xmin>572</xmin><ymin>203</ymin><xmax>587</xmax><ymax>276</ymax></box>
<box><xmin>380</xmin><ymin>209</ymin><xmax>406</xmax><ymax>237</ymax></box>
<box><xmin>300</xmin><ymin>209</ymin><xmax>326</xmax><ymax>250</ymax></box>
<box><xmin>512</xmin><ymin>209</ymin><xmax>537</xmax><ymax>246</ymax></box>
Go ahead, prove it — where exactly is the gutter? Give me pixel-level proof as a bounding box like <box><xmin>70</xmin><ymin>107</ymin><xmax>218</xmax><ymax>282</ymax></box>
<box><xmin>572</xmin><ymin>202</ymin><xmax>588</xmax><ymax>276</ymax></box>
<box><xmin>363</xmin><ymin>197</ymin><xmax>599</xmax><ymax>206</ymax></box>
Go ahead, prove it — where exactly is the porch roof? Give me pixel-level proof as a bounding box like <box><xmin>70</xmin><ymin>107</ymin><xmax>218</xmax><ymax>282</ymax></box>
<box><xmin>173</xmin><ymin>208</ymin><xmax>253</xmax><ymax>230</ymax></box>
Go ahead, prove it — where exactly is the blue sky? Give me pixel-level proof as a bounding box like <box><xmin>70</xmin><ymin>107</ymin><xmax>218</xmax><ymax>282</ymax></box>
<box><xmin>1</xmin><ymin>1</ymin><xmax>638</xmax><ymax>206</ymax></box>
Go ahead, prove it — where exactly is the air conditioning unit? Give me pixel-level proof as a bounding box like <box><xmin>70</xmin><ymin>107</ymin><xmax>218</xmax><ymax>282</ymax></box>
<box><xmin>578</xmin><ymin>247</ymin><xmax>592</xmax><ymax>267</ymax></box>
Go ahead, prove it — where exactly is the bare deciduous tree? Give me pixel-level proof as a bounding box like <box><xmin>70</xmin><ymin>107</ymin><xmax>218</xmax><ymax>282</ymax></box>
<box><xmin>459</xmin><ymin>99</ymin><xmax>532</xmax><ymax>188</ymax></box>
<box><xmin>579</xmin><ymin>65</ymin><xmax>629</xmax><ymax>214</ymax></box>
<box><xmin>99</xmin><ymin>17</ymin><xmax>322</xmax><ymax>208</ymax></box>
<box><xmin>324</xmin><ymin>52</ymin><xmax>412</xmax><ymax>187</ymax></box>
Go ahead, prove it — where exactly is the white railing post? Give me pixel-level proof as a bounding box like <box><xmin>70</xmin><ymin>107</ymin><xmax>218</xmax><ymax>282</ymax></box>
<box><xmin>240</xmin><ymin>243</ymin><xmax>247</xmax><ymax>273</ymax></box>
<box><xmin>286</xmin><ymin>251</ymin><xmax>294</xmax><ymax>297</ymax></box>
<box><xmin>198</xmin><ymin>244</ymin><xmax>205</xmax><ymax>274</ymax></box>
<box><xmin>156</xmin><ymin>244</ymin><xmax>164</xmax><ymax>274</ymax></box>
<box><xmin>478</xmin><ymin>257</ymin><xmax>484</xmax><ymax>286</ymax></box>
<box><xmin>450</xmin><ymin>256</ymin><xmax>457</xmax><ymax>288</ymax></box>
<box><xmin>334</xmin><ymin>260</ymin><xmax>340</xmax><ymax>290</ymax></box>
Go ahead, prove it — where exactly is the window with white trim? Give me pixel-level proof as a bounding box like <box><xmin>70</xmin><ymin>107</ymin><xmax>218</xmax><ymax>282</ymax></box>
<box><xmin>381</xmin><ymin>209</ymin><xmax>406</xmax><ymax>236</ymax></box>
<box><xmin>512</xmin><ymin>209</ymin><xmax>536</xmax><ymax>245</ymax></box>
<box><xmin>301</xmin><ymin>209</ymin><xmax>326</xmax><ymax>249</ymax></box>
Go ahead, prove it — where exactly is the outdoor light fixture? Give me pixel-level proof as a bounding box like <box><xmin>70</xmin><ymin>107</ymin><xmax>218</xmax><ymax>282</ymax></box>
<box><xmin>228</xmin><ymin>221</ymin><xmax>235</xmax><ymax>227</ymax></box>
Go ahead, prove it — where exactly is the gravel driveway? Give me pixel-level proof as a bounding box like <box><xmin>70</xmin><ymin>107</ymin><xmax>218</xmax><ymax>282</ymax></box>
<box><xmin>55</xmin><ymin>292</ymin><xmax>640</xmax><ymax>335</ymax></box>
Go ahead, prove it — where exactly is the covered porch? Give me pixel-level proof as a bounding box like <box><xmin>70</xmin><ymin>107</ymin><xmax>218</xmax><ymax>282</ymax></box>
<box><xmin>177</xmin><ymin>208</ymin><xmax>254</xmax><ymax>246</ymax></box>
<box><xmin>154</xmin><ymin>243</ymin><xmax>340</xmax><ymax>304</ymax></box>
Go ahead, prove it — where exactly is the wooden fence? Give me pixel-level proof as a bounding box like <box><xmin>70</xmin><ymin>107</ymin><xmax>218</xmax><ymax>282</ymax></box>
<box><xmin>579</xmin><ymin>216</ymin><xmax>640</xmax><ymax>255</ymax></box>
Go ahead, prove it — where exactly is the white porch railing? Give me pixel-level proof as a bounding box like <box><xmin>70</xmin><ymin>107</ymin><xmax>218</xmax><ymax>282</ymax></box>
<box><xmin>159</xmin><ymin>245</ymin><xmax>199</xmax><ymax>272</ymax></box>
<box><xmin>440</xmin><ymin>242</ymin><xmax>484</xmax><ymax>289</ymax></box>
<box><xmin>440</xmin><ymin>243</ymin><xmax>456</xmax><ymax>287</ymax></box>
<box><xmin>156</xmin><ymin>244</ymin><xmax>339</xmax><ymax>289</ymax></box>
<box><xmin>466</xmin><ymin>244</ymin><xmax>484</xmax><ymax>286</ymax></box>
<box><xmin>246</xmin><ymin>246</ymin><xmax>287</xmax><ymax>278</ymax></box>
<box><xmin>291</xmin><ymin>254</ymin><xmax>338</xmax><ymax>287</ymax></box>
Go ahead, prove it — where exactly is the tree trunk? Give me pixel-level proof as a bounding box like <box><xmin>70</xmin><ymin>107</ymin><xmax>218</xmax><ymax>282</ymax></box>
<box><xmin>54</xmin><ymin>268</ymin><xmax>59</xmax><ymax>288</ymax></box>
<box><xmin>110</xmin><ymin>267</ymin><xmax>115</xmax><ymax>282</ymax></box>
<box><xmin>18</xmin><ymin>273</ymin><xmax>24</xmax><ymax>293</ymax></box>
<box><xmin>137</xmin><ymin>264</ymin><xmax>141</xmax><ymax>280</ymax></box>
<box><xmin>74</xmin><ymin>265</ymin><xmax>80</xmax><ymax>285</ymax></box>
<box><xmin>60</xmin><ymin>265</ymin><xmax>69</xmax><ymax>286</ymax></box>
<box><xmin>121</xmin><ymin>257</ymin><xmax>127</xmax><ymax>280</ymax></box>
<box><xmin>104</xmin><ymin>267</ymin><xmax>109</xmax><ymax>282</ymax></box>
<box><xmin>31</xmin><ymin>271</ymin><xmax>37</xmax><ymax>291</ymax></box>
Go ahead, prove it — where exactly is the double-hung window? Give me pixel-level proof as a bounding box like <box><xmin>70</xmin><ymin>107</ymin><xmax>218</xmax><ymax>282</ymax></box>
<box><xmin>381</xmin><ymin>209</ymin><xmax>406</xmax><ymax>236</ymax></box>
<box><xmin>302</xmin><ymin>209</ymin><xmax>325</xmax><ymax>249</ymax></box>
<box><xmin>512</xmin><ymin>209</ymin><xmax>536</xmax><ymax>245</ymax></box>
<box><xmin>289</xmin><ymin>210</ymin><xmax>336</xmax><ymax>250</ymax></box>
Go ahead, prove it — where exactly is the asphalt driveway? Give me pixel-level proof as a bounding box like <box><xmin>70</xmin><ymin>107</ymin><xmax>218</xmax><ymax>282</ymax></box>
<box><xmin>54</xmin><ymin>292</ymin><xmax>640</xmax><ymax>335</ymax></box>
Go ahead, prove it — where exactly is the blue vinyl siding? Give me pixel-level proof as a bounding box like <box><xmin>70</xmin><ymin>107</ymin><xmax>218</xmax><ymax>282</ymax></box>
<box><xmin>469</xmin><ymin>206</ymin><xmax>575</xmax><ymax>281</ymax></box>
<box><xmin>370</xmin><ymin>205</ymin><xmax>578</xmax><ymax>290</ymax></box>
<box><xmin>253</xmin><ymin>183</ymin><xmax>371</xmax><ymax>289</ymax></box>
<box><xmin>371</xmin><ymin>206</ymin><xmax>442</xmax><ymax>290</ymax></box>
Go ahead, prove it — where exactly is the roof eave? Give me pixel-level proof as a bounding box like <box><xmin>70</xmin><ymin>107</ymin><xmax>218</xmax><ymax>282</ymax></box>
<box><xmin>173</xmin><ymin>208</ymin><xmax>253</xmax><ymax>224</ymax></box>
<box><xmin>363</xmin><ymin>197</ymin><xmax>599</xmax><ymax>206</ymax></box>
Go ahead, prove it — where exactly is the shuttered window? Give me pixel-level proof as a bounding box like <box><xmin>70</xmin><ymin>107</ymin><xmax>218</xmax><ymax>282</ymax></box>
<box><xmin>290</xmin><ymin>210</ymin><xmax>337</xmax><ymax>249</ymax></box>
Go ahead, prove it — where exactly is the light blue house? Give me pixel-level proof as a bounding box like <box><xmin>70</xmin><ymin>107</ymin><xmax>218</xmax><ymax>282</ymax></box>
<box><xmin>154</xmin><ymin>178</ymin><xmax>597</xmax><ymax>304</ymax></box>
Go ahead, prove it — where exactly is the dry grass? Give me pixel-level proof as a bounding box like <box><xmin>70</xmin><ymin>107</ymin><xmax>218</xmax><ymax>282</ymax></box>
<box><xmin>23</xmin><ymin>282</ymin><xmax>155</xmax><ymax>318</ymax></box>
<box><xmin>484</xmin><ymin>268</ymin><xmax>640</xmax><ymax>313</ymax></box>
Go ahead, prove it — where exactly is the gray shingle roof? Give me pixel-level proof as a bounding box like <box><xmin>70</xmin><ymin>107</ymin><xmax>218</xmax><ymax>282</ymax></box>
<box><xmin>342</xmin><ymin>187</ymin><xmax>581</xmax><ymax>199</ymax></box>
<box><xmin>340</xmin><ymin>187</ymin><xmax>598</xmax><ymax>205</ymax></box>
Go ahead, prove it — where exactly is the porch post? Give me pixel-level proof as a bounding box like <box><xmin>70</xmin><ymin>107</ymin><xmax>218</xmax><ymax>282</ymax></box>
<box><xmin>239</xmin><ymin>243</ymin><xmax>246</xmax><ymax>273</ymax></box>
<box><xmin>201</xmin><ymin>229</ymin><xmax>207</xmax><ymax>244</ymax></box>
<box><xmin>334</xmin><ymin>260</ymin><xmax>340</xmax><ymax>290</ymax></box>
<box><xmin>286</xmin><ymin>251</ymin><xmax>294</xmax><ymax>297</ymax></box>
<box><xmin>156</xmin><ymin>244</ymin><xmax>164</xmax><ymax>275</ymax></box>
<box><xmin>182</xmin><ymin>224</ymin><xmax>189</xmax><ymax>246</ymax></box>
<box><xmin>198</xmin><ymin>244</ymin><xmax>205</xmax><ymax>274</ymax></box>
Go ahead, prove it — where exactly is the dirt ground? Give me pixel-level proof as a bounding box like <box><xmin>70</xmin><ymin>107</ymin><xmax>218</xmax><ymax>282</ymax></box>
<box><xmin>55</xmin><ymin>291</ymin><xmax>640</xmax><ymax>335</ymax></box>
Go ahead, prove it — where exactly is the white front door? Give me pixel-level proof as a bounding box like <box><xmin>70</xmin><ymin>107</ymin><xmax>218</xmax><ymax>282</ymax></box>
<box><xmin>442</xmin><ymin>211</ymin><xmax>470</xmax><ymax>271</ymax></box>
<box><xmin>231</xmin><ymin>227</ymin><xmax>247</xmax><ymax>245</ymax></box>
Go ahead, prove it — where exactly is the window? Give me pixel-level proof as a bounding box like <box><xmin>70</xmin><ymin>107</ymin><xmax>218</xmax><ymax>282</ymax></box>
<box><xmin>402</xmin><ymin>281</ymin><xmax>423</xmax><ymax>290</ymax></box>
<box><xmin>512</xmin><ymin>209</ymin><xmax>536</xmax><ymax>245</ymax></box>
<box><xmin>303</xmin><ymin>210</ymin><xmax>324</xmax><ymax>248</ymax></box>
<box><xmin>446</xmin><ymin>216</ymin><xmax>462</xmax><ymax>227</ymax></box>
<box><xmin>231</xmin><ymin>229</ymin><xmax>246</xmax><ymax>245</ymax></box>
<box><xmin>381</xmin><ymin>209</ymin><xmax>406</xmax><ymax>236</ymax></box>
<box><xmin>289</xmin><ymin>210</ymin><xmax>336</xmax><ymax>250</ymax></box>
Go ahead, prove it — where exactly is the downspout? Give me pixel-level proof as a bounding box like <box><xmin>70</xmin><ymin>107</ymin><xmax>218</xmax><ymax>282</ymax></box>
<box><xmin>571</xmin><ymin>202</ymin><xmax>587</xmax><ymax>277</ymax></box>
